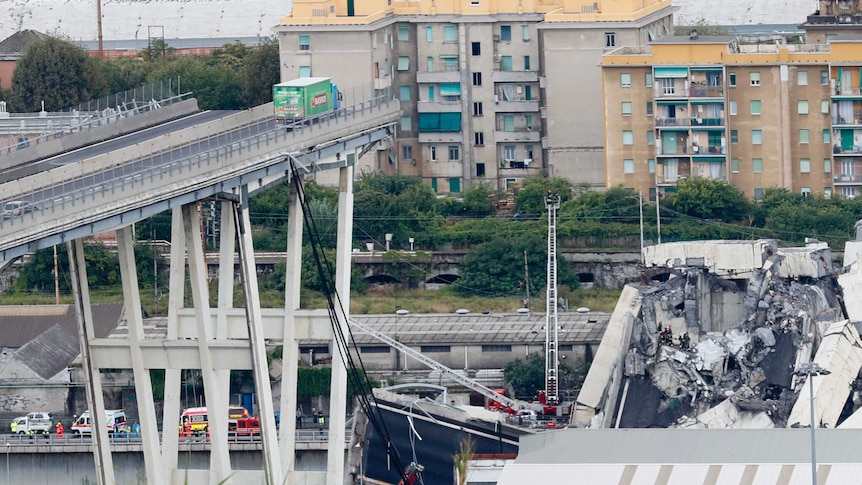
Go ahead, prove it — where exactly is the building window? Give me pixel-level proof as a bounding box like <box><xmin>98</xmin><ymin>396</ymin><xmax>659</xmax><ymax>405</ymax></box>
<box><xmin>525</xmin><ymin>85</ymin><xmax>532</xmax><ymax>100</ymax></box>
<box><xmin>421</xmin><ymin>346</ymin><xmax>451</xmax><ymax>353</ymax></box>
<box><xmin>472</xmin><ymin>72</ymin><xmax>482</xmax><ymax>86</ymax></box>
<box><xmin>623</xmin><ymin>159</ymin><xmax>634</xmax><ymax>174</ymax></box>
<box><xmin>504</xmin><ymin>145</ymin><xmax>515</xmax><ymax>161</ymax></box>
<box><xmin>605</xmin><ymin>32</ymin><xmax>616</xmax><ymax>47</ymax></box>
<box><xmin>299</xmin><ymin>66</ymin><xmax>311</xmax><ymax>77</ymax></box>
<box><xmin>501</xmin><ymin>25</ymin><xmax>512</xmax><ymax>41</ymax></box>
<box><xmin>442</xmin><ymin>55</ymin><xmax>458</xmax><ymax>71</ymax></box>
<box><xmin>372</xmin><ymin>33</ymin><xmax>377</xmax><ymax>48</ymax></box>
<box><xmin>750</xmin><ymin>100</ymin><xmax>761</xmax><ymax>115</ymax></box>
<box><xmin>501</xmin><ymin>56</ymin><xmax>513</xmax><ymax>71</ymax></box>
<box><xmin>750</xmin><ymin>72</ymin><xmax>760</xmax><ymax>86</ymax></box>
<box><xmin>801</xmin><ymin>187</ymin><xmax>812</xmax><ymax>197</ymax></box>
<box><xmin>472</xmin><ymin>102</ymin><xmax>483</xmax><ymax>116</ymax></box>
<box><xmin>559</xmin><ymin>344</ymin><xmax>573</xmax><ymax>351</ymax></box>
<box><xmin>798</xmin><ymin>100</ymin><xmax>809</xmax><ymax>114</ymax></box>
<box><xmin>427</xmin><ymin>56</ymin><xmax>434</xmax><ymax>72</ymax></box>
<box><xmin>526</xmin><ymin>145</ymin><xmax>534</xmax><ymax>159</ymax></box>
<box><xmin>425</xmin><ymin>26</ymin><xmax>433</xmax><ymax>42</ymax></box>
<box><xmin>799</xmin><ymin>129</ymin><xmax>809</xmax><ymax>144</ymax></box>
<box><xmin>621</xmin><ymin>101</ymin><xmax>632</xmax><ymax>115</ymax></box>
<box><xmin>524</xmin><ymin>55</ymin><xmax>531</xmax><ymax>70</ymax></box>
<box><xmin>397</xmin><ymin>25</ymin><xmax>409</xmax><ymax>41</ymax></box>
<box><xmin>732</xmin><ymin>158</ymin><xmax>739</xmax><ymax>173</ymax></box>
<box><xmin>522</xmin><ymin>25</ymin><xmax>530</xmax><ymax>41</ymax></box>
<box><xmin>821</xmin><ymin>99</ymin><xmax>830</xmax><ymax>114</ymax></box>
<box><xmin>428</xmin><ymin>86</ymin><xmax>434</xmax><ymax>101</ymax></box>
<box><xmin>477</xmin><ymin>163</ymin><xmax>486</xmax><ymax>177</ymax></box>
<box><xmin>525</xmin><ymin>115</ymin><xmax>533</xmax><ymax>130</ymax></box>
<box><xmin>449</xmin><ymin>145</ymin><xmax>460</xmax><ymax>160</ymax></box>
<box><xmin>361</xmin><ymin>346</ymin><xmax>391</xmax><ymax>353</ymax></box>
<box><xmin>646</xmin><ymin>101</ymin><xmax>653</xmax><ymax>116</ymax></box>
<box><xmin>444</xmin><ymin>25</ymin><xmax>456</xmax><ymax>42</ymax></box>
<box><xmin>621</xmin><ymin>73</ymin><xmax>631</xmax><ymax>87</ymax></box>
<box><xmin>729</xmin><ymin>101</ymin><xmax>737</xmax><ymax>115</ymax></box>
<box><xmin>752</xmin><ymin>130</ymin><xmax>762</xmax><ymax>145</ymax></box>
<box><xmin>648</xmin><ymin>159</ymin><xmax>655</xmax><ymax>173</ymax></box>
<box><xmin>824</xmin><ymin>158</ymin><xmax>832</xmax><ymax>173</ymax></box>
<box><xmin>800</xmin><ymin>158</ymin><xmax>811</xmax><ymax>173</ymax></box>
<box><xmin>474</xmin><ymin>132</ymin><xmax>484</xmax><ymax>145</ymax></box>
<box><xmin>843</xmin><ymin>187</ymin><xmax>856</xmax><ymax>198</ymax></box>
<box><xmin>622</xmin><ymin>130</ymin><xmax>633</xmax><ymax>145</ymax></box>
<box><xmin>729</xmin><ymin>73</ymin><xmax>736</xmax><ymax>87</ymax></box>
<box><xmin>647</xmin><ymin>131</ymin><xmax>654</xmax><ymax>145</ymax></box>
<box><xmin>645</xmin><ymin>73</ymin><xmax>653</xmax><ymax>87</ymax></box>
<box><xmin>299</xmin><ymin>35</ymin><xmax>310</xmax><ymax>50</ymax></box>
<box><xmin>797</xmin><ymin>70</ymin><xmax>808</xmax><ymax>86</ymax></box>
<box><xmin>430</xmin><ymin>146</ymin><xmax>437</xmax><ymax>161</ymax></box>
<box><xmin>402</xmin><ymin>145</ymin><xmax>413</xmax><ymax>160</ymax></box>
<box><xmin>824</xmin><ymin>187</ymin><xmax>832</xmax><ymax>198</ymax></box>
<box><xmin>399</xmin><ymin>85</ymin><xmax>411</xmax><ymax>101</ymax></box>
<box><xmin>753</xmin><ymin>158</ymin><xmax>763</xmax><ymax>173</ymax></box>
<box><xmin>823</xmin><ymin>129</ymin><xmax>830</xmax><ymax>143</ymax></box>
<box><xmin>503</xmin><ymin>115</ymin><xmax>515</xmax><ymax>132</ymax></box>
<box><xmin>397</xmin><ymin>56</ymin><xmax>410</xmax><ymax>71</ymax></box>
<box><xmin>472</xmin><ymin>42</ymin><xmax>481</xmax><ymax>55</ymax></box>
<box><xmin>482</xmin><ymin>345</ymin><xmax>512</xmax><ymax>352</ymax></box>
<box><xmin>400</xmin><ymin>116</ymin><xmax>412</xmax><ymax>131</ymax></box>
<box><xmin>821</xmin><ymin>70</ymin><xmax>829</xmax><ymax>85</ymax></box>
<box><xmin>754</xmin><ymin>187</ymin><xmax>765</xmax><ymax>200</ymax></box>
<box><xmin>731</xmin><ymin>130</ymin><xmax>738</xmax><ymax>144</ymax></box>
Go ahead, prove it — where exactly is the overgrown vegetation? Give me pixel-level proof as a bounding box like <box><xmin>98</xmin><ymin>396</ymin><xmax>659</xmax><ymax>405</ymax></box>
<box><xmin>503</xmin><ymin>352</ymin><xmax>588</xmax><ymax>399</ymax></box>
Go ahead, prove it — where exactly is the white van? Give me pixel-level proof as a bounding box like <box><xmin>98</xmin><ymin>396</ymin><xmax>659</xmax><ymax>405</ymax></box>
<box><xmin>71</xmin><ymin>409</ymin><xmax>129</xmax><ymax>436</ymax></box>
<box><xmin>15</xmin><ymin>412</ymin><xmax>54</xmax><ymax>434</ymax></box>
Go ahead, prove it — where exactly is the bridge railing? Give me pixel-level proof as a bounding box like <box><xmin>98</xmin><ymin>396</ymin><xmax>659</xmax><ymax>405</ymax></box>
<box><xmin>0</xmin><ymin>94</ymin><xmax>399</xmax><ymax>253</ymax></box>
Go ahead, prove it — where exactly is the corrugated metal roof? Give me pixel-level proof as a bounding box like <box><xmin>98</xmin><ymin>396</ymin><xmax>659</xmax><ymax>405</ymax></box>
<box><xmin>0</xmin><ymin>303</ymin><xmax>123</xmax><ymax>348</ymax></box>
<box><xmin>13</xmin><ymin>323</ymin><xmax>79</xmax><ymax>379</ymax></box>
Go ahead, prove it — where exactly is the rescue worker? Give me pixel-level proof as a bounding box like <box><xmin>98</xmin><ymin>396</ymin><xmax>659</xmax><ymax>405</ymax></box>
<box><xmin>56</xmin><ymin>422</ymin><xmax>64</xmax><ymax>438</ymax></box>
<box><xmin>10</xmin><ymin>419</ymin><xmax>17</xmax><ymax>434</ymax></box>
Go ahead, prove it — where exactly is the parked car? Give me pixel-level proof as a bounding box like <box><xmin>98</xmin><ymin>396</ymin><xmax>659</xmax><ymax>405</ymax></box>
<box><xmin>2</xmin><ymin>200</ymin><xmax>36</xmax><ymax>219</ymax></box>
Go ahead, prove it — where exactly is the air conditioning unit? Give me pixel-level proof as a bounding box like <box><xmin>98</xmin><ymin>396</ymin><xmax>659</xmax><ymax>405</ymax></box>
<box><xmin>493</xmin><ymin>34</ymin><xmax>501</xmax><ymax>42</ymax></box>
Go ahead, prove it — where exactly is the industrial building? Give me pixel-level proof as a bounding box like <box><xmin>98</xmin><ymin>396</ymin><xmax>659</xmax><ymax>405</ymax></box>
<box><xmin>274</xmin><ymin>0</ymin><xmax>676</xmax><ymax>193</ymax></box>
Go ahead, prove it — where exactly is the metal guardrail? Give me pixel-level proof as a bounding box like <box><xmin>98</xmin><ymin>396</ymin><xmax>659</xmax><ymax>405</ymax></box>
<box><xmin>0</xmin><ymin>79</ymin><xmax>190</xmax><ymax>157</ymax></box>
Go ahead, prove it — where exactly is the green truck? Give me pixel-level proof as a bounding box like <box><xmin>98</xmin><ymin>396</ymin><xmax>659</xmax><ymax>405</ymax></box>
<box><xmin>273</xmin><ymin>77</ymin><xmax>340</xmax><ymax>123</ymax></box>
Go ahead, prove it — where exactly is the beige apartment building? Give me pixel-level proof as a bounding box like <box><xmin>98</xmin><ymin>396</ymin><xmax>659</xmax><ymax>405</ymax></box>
<box><xmin>274</xmin><ymin>0</ymin><xmax>674</xmax><ymax>194</ymax></box>
<box><xmin>602</xmin><ymin>34</ymin><xmax>862</xmax><ymax>201</ymax></box>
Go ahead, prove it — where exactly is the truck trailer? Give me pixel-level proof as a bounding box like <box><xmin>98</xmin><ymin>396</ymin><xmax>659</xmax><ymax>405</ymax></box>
<box><xmin>273</xmin><ymin>77</ymin><xmax>340</xmax><ymax>124</ymax></box>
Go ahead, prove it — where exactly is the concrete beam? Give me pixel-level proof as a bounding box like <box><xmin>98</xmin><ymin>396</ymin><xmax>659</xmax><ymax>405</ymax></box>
<box><xmin>89</xmin><ymin>340</ymin><xmax>254</xmax><ymax>370</ymax></box>
<box><xmin>172</xmin><ymin>309</ymin><xmax>334</xmax><ymax>340</ymax></box>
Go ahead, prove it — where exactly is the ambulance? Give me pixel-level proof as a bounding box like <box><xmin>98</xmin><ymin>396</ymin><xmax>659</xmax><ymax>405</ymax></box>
<box><xmin>71</xmin><ymin>409</ymin><xmax>130</xmax><ymax>436</ymax></box>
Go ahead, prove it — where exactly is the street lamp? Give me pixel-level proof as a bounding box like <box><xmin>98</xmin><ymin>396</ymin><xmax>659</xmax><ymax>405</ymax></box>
<box><xmin>794</xmin><ymin>362</ymin><xmax>831</xmax><ymax>485</ymax></box>
<box><xmin>6</xmin><ymin>442</ymin><xmax>10</xmax><ymax>484</ymax></box>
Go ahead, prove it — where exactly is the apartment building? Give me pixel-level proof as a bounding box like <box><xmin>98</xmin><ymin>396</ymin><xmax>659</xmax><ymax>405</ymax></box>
<box><xmin>602</xmin><ymin>34</ymin><xmax>862</xmax><ymax>201</ymax></box>
<box><xmin>274</xmin><ymin>0</ymin><xmax>674</xmax><ymax>194</ymax></box>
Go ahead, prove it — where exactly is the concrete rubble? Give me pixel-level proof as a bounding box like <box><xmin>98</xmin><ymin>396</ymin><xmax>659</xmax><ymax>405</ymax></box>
<box><xmin>574</xmin><ymin>238</ymin><xmax>862</xmax><ymax>431</ymax></box>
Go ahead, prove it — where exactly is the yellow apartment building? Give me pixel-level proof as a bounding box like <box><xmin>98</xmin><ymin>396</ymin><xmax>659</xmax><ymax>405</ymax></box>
<box><xmin>602</xmin><ymin>34</ymin><xmax>862</xmax><ymax>201</ymax></box>
<box><xmin>274</xmin><ymin>0</ymin><xmax>674</xmax><ymax>194</ymax></box>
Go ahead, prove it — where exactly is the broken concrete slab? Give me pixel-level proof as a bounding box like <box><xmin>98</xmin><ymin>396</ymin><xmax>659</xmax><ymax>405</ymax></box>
<box><xmin>696</xmin><ymin>397</ymin><xmax>775</xmax><ymax>429</ymax></box>
<box><xmin>642</xmin><ymin>240</ymin><xmax>777</xmax><ymax>279</ymax></box>
<box><xmin>777</xmin><ymin>242</ymin><xmax>833</xmax><ymax>279</ymax></box>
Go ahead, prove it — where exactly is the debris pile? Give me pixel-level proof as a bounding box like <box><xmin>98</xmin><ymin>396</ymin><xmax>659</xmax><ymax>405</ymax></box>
<box><xmin>574</xmin><ymin>239</ymin><xmax>862</xmax><ymax>430</ymax></box>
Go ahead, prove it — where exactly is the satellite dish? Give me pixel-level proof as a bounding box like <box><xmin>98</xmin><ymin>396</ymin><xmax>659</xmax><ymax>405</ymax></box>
<box><xmin>516</xmin><ymin>307</ymin><xmax>530</xmax><ymax>314</ymax></box>
<box><xmin>455</xmin><ymin>309</ymin><xmax>470</xmax><ymax>315</ymax></box>
<box><xmin>576</xmin><ymin>307</ymin><xmax>590</xmax><ymax>313</ymax></box>
<box><xmin>395</xmin><ymin>309</ymin><xmax>410</xmax><ymax>315</ymax></box>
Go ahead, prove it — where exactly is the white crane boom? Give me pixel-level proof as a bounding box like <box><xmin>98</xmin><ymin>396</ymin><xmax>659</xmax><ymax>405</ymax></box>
<box><xmin>348</xmin><ymin>318</ymin><xmax>520</xmax><ymax>410</ymax></box>
<box><xmin>544</xmin><ymin>191</ymin><xmax>561</xmax><ymax>406</ymax></box>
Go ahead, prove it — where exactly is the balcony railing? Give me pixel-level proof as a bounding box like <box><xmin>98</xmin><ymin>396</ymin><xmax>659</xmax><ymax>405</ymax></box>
<box><xmin>834</xmin><ymin>173</ymin><xmax>862</xmax><ymax>184</ymax></box>
<box><xmin>834</xmin><ymin>87</ymin><xmax>862</xmax><ymax>96</ymax></box>
<box><xmin>659</xmin><ymin>146</ymin><xmax>689</xmax><ymax>156</ymax></box>
<box><xmin>690</xmin><ymin>117</ymin><xmax>724</xmax><ymax>127</ymax></box>
<box><xmin>833</xmin><ymin>116</ymin><xmax>862</xmax><ymax>125</ymax></box>
<box><xmin>656</xmin><ymin>117</ymin><xmax>689</xmax><ymax>127</ymax></box>
<box><xmin>834</xmin><ymin>146</ymin><xmax>862</xmax><ymax>155</ymax></box>
<box><xmin>689</xmin><ymin>86</ymin><xmax>724</xmax><ymax>97</ymax></box>
<box><xmin>692</xmin><ymin>145</ymin><xmax>725</xmax><ymax>155</ymax></box>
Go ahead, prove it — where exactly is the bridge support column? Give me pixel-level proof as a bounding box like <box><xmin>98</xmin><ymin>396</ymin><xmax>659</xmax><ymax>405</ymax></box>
<box><xmin>68</xmin><ymin>239</ymin><xmax>115</xmax><ymax>485</ymax></box>
<box><xmin>116</xmin><ymin>226</ymin><xmax>162</xmax><ymax>483</ymax></box>
<box><xmin>235</xmin><ymin>188</ymin><xmax>283</xmax><ymax>483</ymax></box>
<box><xmin>280</xmin><ymin>177</ymin><xmax>303</xmax><ymax>478</ymax></box>
<box><xmin>182</xmin><ymin>203</ymin><xmax>231</xmax><ymax>483</ymax></box>
<box><xmin>215</xmin><ymin>200</ymin><xmax>235</xmax><ymax>458</ymax></box>
<box><xmin>160</xmin><ymin>207</ymin><xmax>185</xmax><ymax>484</ymax></box>
<box><xmin>327</xmin><ymin>164</ymin><xmax>354</xmax><ymax>484</ymax></box>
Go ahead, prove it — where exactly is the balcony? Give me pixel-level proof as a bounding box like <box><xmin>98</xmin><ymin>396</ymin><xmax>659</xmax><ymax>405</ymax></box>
<box><xmin>689</xmin><ymin>117</ymin><xmax>725</xmax><ymax>128</ymax></box>
<box><xmin>689</xmin><ymin>86</ymin><xmax>724</xmax><ymax>97</ymax></box>
<box><xmin>492</xmin><ymin>71</ymin><xmax>539</xmax><ymax>83</ymax></box>
<box><xmin>373</xmin><ymin>75</ymin><xmax>391</xmax><ymax>90</ymax></box>
<box><xmin>691</xmin><ymin>145</ymin><xmax>725</xmax><ymax>156</ymax></box>
<box><xmin>418</xmin><ymin>132</ymin><xmax>462</xmax><ymax>143</ymax></box>
<box><xmin>417</xmin><ymin>71</ymin><xmax>460</xmax><ymax>84</ymax></box>
<box><xmin>656</xmin><ymin>117</ymin><xmax>690</xmax><ymax>128</ymax></box>
<box><xmin>657</xmin><ymin>144</ymin><xmax>689</xmax><ymax>156</ymax></box>
<box><xmin>834</xmin><ymin>173</ymin><xmax>862</xmax><ymax>185</ymax></box>
<box><xmin>833</xmin><ymin>146</ymin><xmax>862</xmax><ymax>155</ymax></box>
<box><xmin>495</xmin><ymin>100</ymin><xmax>540</xmax><ymax>113</ymax></box>
<box><xmin>833</xmin><ymin>115</ymin><xmax>862</xmax><ymax>127</ymax></box>
<box><xmin>416</xmin><ymin>101</ymin><xmax>462</xmax><ymax>113</ymax></box>
<box><xmin>495</xmin><ymin>130</ymin><xmax>541</xmax><ymax>143</ymax></box>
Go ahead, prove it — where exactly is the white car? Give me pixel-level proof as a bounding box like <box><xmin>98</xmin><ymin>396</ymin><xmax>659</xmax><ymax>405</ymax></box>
<box><xmin>2</xmin><ymin>200</ymin><xmax>36</xmax><ymax>219</ymax></box>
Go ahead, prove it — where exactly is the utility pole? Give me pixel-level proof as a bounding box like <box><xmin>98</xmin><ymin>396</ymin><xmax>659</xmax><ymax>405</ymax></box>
<box><xmin>639</xmin><ymin>191</ymin><xmax>644</xmax><ymax>263</ymax></box>
<box><xmin>523</xmin><ymin>250</ymin><xmax>530</xmax><ymax>310</ymax></box>
<box><xmin>53</xmin><ymin>245</ymin><xmax>60</xmax><ymax>304</ymax></box>
<box><xmin>96</xmin><ymin>0</ymin><xmax>104</xmax><ymax>59</ymax></box>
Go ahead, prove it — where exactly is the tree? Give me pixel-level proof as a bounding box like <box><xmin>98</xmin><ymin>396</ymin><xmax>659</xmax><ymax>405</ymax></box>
<box><xmin>96</xmin><ymin>58</ymin><xmax>153</xmax><ymax>96</ymax></box>
<box><xmin>515</xmin><ymin>176</ymin><xmax>574</xmax><ymax>217</ymax></box>
<box><xmin>673</xmin><ymin>18</ymin><xmax>731</xmax><ymax>36</ymax></box>
<box><xmin>147</xmin><ymin>57</ymin><xmax>243</xmax><ymax>110</ymax></box>
<box><xmin>665</xmin><ymin>177</ymin><xmax>751</xmax><ymax>223</ymax></box>
<box><xmin>504</xmin><ymin>352</ymin><xmax>588</xmax><ymax>399</ymax></box>
<box><xmin>11</xmin><ymin>36</ymin><xmax>108</xmax><ymax>111</ymax></box>
<box><xmin>139</xmin><ymin>39</ymin><xmax>176</xmax><ymax>62</ymax></box>
<box><xmin>460</xmin><ymin>182</ymin><xmax>498</xmax><ymax>218</ymax></box>
<box><xmin>454</xmin><ymin>231</ymin><xmax>578</xmax><ymax>298</ymax></box>
<box><xmin>239</xmin><ymin>37</ymin><xmax>280</xmax><ymax>107</ymax></box>
<box><xmin>567</xmin><ymin>185</ymin><xmax>641</xmax><ymax>224</ymax></box>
